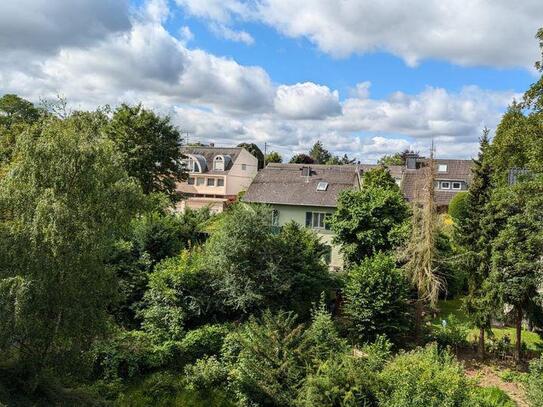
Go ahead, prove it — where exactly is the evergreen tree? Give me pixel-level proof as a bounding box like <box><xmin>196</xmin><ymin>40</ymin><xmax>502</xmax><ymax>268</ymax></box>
<box><xmin>265</xmin><ymin>151</ymin><xmax>282</xmax><ymax>164</ymax></box>
<box><xmin>455</xmin><ymin>129</ymin><xmax>495</xmax><ymax>358</ymax></box>
<box><xmin>308</xmin><ymin>140</ymin><xmax>332</xmax><ymax>164</ymax></box>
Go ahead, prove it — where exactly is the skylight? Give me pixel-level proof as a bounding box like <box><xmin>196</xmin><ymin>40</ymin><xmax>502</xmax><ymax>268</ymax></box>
<box><xmin>438</xmin><ymin>164</ymin><xmax>448</xmax><ymax>172</ymax></box>
<box><xmin>316</xmin><ymin>182</ymin><xmax>328</xmax><ymax>191</ymax></box>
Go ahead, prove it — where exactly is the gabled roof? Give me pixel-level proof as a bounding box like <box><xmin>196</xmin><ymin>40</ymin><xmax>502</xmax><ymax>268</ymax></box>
<box><xmin>422</xmin><ymin>159</ymin><xmax>473</xmax><ymax>180</ymax></box>
<box><xmin>180</xmin><ymin>146</ymin><xmax>243</xmax><ymax>173</ymax></box>
<box><xmin>243</xmin><ymin>163</ymin><xmax>359</xmax><ymax>207</ymax></box>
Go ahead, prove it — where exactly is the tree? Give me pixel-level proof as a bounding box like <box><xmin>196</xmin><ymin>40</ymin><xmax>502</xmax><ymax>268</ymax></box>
<box><xmin>489</xmin><ymin>178</ymin><xmax>543</xmax><ymax>361</ymax></box>
<box><xmin>378</xmin><ymin>149</ymin><xmax>420</xmax><ymax>166</ymax></box>
<box><xmin>289</xmin><ymin>153</ymin><xmax>314</xmax><ymax>164</ymax></box>
<box><xmin>330</xmin><ymin>167</ymin><xmax>410</xmax><ymax>264</ymax></box>
<box><xmin>265</xmin><ymin>151</ymin><xmax>282</xmax><ymax>164</ymax></box>
<box><xmin>454</xmin><ymin>129</ymin><xmax>495</xmax><ymax>358</ymax></box>
<box><xmin>523</xmin><ymin>28</ymin><xmax>543</xmax><ymax>112</ymax></box>
<box><xmin>206</xmin><ymin>205</ymin><xmax>332</xmax><ymax>316</ymax></box>
<box><xmin>401</xmin><ymin>150</ymin><xmax>444</xmax><ymax>341</ymax></box>
<box><xmin>106</xmin><ymin>104</ymin><xmax>185</xmax><ymax>201</ymax></box>
<box><xmin>309</xmin><ymin>141</ymin><xmax>332</xmax><ymax>164</ymax></box>
<box><xmin>0</xmin><ymin>112</ymin><xmax>144</xmax><ymax>382</ymax></box>
<box><xmin>343</xmin><ymin>253</ymin><xmax>411</xmax><ymax>343</ymax></box>
<box><xmin>237</xmin><ymin>143</ymin><xmax>265</xmax><ymax>169</ymax></box>
<box><xmin>0</xmin><ymin>94</ymin><xmax>42</xmax><ymax>128</ymax></box>
<box><xmin>235</xmin><ymin>310</ymin><xmax>306</xmax><ymax>406</ymax></box>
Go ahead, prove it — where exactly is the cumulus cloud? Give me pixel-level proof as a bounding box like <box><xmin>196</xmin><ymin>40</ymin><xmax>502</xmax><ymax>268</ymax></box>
<box><xmin>0</xmin><ymin>0</ymin><xmax>131</xmax><ymax>55</ymax></box>
<box><xmin>0</xmin><ymin>0</ymin><xmax>519</xmax><ymax>162</ymax></box>
<box><xmin>274</xmin><ymin>82</ymin><xmax>342</xmax><ymax>120</ymax></box>
<box><xmin>173</xmin><ymin>0</ymin><xmax>543</xmax><ymax>68</ymax></box>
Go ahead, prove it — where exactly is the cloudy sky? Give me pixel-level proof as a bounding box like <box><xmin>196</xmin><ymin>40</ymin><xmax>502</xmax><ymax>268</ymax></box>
<box><xmin>1</xmin><ymin>0</ymin><xmax>541</xmax><ymax>162</ymax></box>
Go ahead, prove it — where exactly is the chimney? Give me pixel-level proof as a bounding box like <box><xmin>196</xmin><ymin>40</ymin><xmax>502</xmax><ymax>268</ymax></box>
<box><xmin>301</xmin><ymin>166</ymin><xmax>311</xmax><ymax>177</ymax></box>
<box><xmin>405</xmin><ymin>152</ymin><xmax>417</xmax><ymax>170</ymax></box>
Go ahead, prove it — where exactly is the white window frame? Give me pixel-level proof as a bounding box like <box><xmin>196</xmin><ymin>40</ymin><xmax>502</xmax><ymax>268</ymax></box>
<box><xmin>196</xmin><ymin>177</ymin><xmax>205</xmax><ymax>186</ymax></box>
<box><xmin>217</xmin><ymin>178</ymin><xmax>225</xmax><ymax>187</ymax></box>
<box><xmin>452</xmin><ymin>181</ymin><xmax>461</xmax><ymax>190</ymax></box>
<box><xmin>207</xmin><ymin>178</ymin><xmax>215</xmax><ymax>187</ymax></box>
<box><xmin>241</xmin><ymin>163</ymin><xmax>247</xmax><ymax>171</ymax></box>
<box><xmin>440</xmin><ymin>181</ymin><xmax>450</xmax><ymax>190</ymax></box>
<box><xmin>187</xmin><ymin>177</ymin><xmax>195</xmax><ymax>185</ymax></box>
<box><xmin>438</xmin><ymin>164</ymin><xmax>448</xmax><ymax>172</ymax></box>
<box><xmin>316</xmin><ymin>181</ymin><xmax>328</xmax><ymax>191</ymax></box>
<box><xmin>214</xmin><ymin>156</ymin><xmax>224</xmax><ymax>171</ymax></box>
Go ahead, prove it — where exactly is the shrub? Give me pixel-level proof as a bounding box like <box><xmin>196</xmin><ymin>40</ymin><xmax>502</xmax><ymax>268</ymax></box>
<box><xmin>184</xmin><ymin>356</ymin><xmax>229</xmax><ymax>392</ymax></box>
<box><xmin>432</xmin><ymin>315</ymin><xmax>469</xmax><ymax>351</ymax></box>
<box><xmin>90</xmin><ymin>331</ymin><xmax>166</xmax><ymax>380</ymax></box>
<box><xmin>467</xmin><ymin>386</ymin><xmax>515</xmax><ymax>407</ymax></box>
<box><xmin>343</xmin><ymin>253</ymin><xmax>411</xmax><ymax>343</ymax></box>
<box><xmin>526</xmin><ymin>355</ymin><xmax>543</xmax><ymax>406</ymax></box>
<box><xmin>378</xmin><ymin>344</ymin><xmax>471</xmax><ymax>407</ymax></box>
<box><xmin>178</xmin><ymin>324</ymin><xmax>230</xmax><ymax>364</ymax></box>
<box><xmin>448</xmin><ymin>192</ymin><xmax>469</xmax><ymax>223</ymax></box>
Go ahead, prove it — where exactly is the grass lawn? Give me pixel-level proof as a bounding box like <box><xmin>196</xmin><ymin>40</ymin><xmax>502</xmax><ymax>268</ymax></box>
<box><xmin>433</xmin><ymin>298</ymin><xmax>543</xmax><ymax>352</ymax></box>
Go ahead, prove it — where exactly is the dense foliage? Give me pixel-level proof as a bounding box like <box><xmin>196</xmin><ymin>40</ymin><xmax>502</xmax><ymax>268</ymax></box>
<box><xmin>330</xmin><ymin>167</ymin><xmax>410</xmax><ymax>264</ymax></box>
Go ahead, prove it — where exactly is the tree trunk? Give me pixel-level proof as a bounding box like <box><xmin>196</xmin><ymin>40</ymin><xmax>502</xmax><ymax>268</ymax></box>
<box><xmin>478</xmin><ymin>327</ymin><xmax>485</xmax><ymax>360</ymax></box>
<box><xmin>415</xmin><ymin>300</ymin><xmax>423</xmax><ymax>344</ymax></box>
<box><xmin>515</xmin><ymin>306</ymin><xmax>522</xmax><ymax>362</ymax></box>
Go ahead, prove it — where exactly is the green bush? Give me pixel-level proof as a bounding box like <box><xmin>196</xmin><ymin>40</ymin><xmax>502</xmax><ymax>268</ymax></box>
<box><xmin>343</xmin><ymin>253</ymin><xmax>411</xmax><ymax>343</ymax></box>
<box><xmin>90</xmin><ymin>331</ymin><xmax>168</xmax><ymax>380</ymax></box>
<box><xmin>526</xmin><ymin>355</ymin><xmax>543</xmax><ymax>406</ymax></box>
<box><xmin>184</xmin><ymin>356</ymin><xmax>229</xmax><ymax>392</ymax></box>
<box><xmin>178</xmin><ymin>324</ymin><xmax>230</xmax><ymax>364</ymax></box>
<box><xmin>377</xmin><ymin>344</ymin><xmax>471</xmax><ymax>407</ymax></box>
<box><xmin>467</xmin><ymin>386</ymin><xmax>515</xmax><ymax>407</ymax></box>
<box><xmin>448</xmin><ymin>192</ymin><xmax>469</xmax><ymax>223</ymax></box>
<box><xmin>432</xmin><ymin>315</ymin><xmax>470</xmax><ymax>351</ymax></box>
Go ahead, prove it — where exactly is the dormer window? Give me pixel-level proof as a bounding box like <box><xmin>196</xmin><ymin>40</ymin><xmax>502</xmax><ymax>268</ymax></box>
<box><xmin>183</xmin><ymin>154</ymin><xmax>207</xmax><ymax>173</ymax></box>
<box><xmin>214</xmin><ymin>156</ymin><xmax>224</xmax><ymax>171</ymax></box>
<box><xmin>438</xmin><ymin>164</ymin><xmax>448</xmax><ymax>172</ymax></box>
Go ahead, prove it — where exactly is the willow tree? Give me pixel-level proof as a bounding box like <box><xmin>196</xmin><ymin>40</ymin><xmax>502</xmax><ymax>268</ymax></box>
<box><xmin>401</xmin><ymin>149</ymin><xmax>444</xmax><ymax>341</ymax></box>
<box><xmin>0</xmin><ymin>112</ymin><xmax>144</xmax><ymax>384</ymax></box>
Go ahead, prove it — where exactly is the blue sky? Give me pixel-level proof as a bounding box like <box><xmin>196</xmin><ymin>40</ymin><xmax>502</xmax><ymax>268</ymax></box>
<box><xmin>1</xmin><ymin>0</ymin><xmax>542</xmax><ymax>161</ymax></box>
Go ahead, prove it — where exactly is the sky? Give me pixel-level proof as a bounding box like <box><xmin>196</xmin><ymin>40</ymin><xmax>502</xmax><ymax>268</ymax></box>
<box><xmin>0</xmin><ymin>0</ymin><xmax>541</xmax><ymax>162</ymax></box>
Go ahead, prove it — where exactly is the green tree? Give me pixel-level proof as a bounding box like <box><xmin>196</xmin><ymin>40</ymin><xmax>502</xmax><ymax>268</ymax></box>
<box><xmin>0</xmin><ymin>94</ymin><xmax>42</xmax><ymax>128</ymax></box>
<box><xmin>326</xmin><ymin>153</ymin><xmax>356</xmax><ymax>165</ymax></box>
<box><xmin>447</xmin><ymin>192</ymin><xmax>469</xmax><ymax>223</ymax></box>
<box><xmin>378</xmin><ymin>153</ymin><xmax>404</xmax><ymax>166</ymax></box>
<box><xmin>106</xmin><ymin>104</ymin><xmax>185</xmax><ymax>201</ymax></box>
<box><xmin>0</xmin><ymin>112</ymin><xmax>143</xmax><ymax>382</ymax></box>
<box><xmin>235</xmin><ymin>310</ymin><xmax>306</xmax><ymax>407</ymax></box>
<box><xmin>489</xmin><ymin>178</ymin><xmax>543</xmax><ymax>361</ymax></box>
<box><xmin>265</xmin><ymin>151</ymin><xmax>282</xmax><ymax>164</ymax></box>
<box><xmin>330</xmin><ymin>167</ymin><xmax>410</xmax><ymax>264</ymax></box>
<box><xmin>308</xmin><ymin>140</ymin><xmax>332</xmax><ymax>164</ymax></box>
<box><xmin>343</xmin><ymin>253</ymin><xmax>411</xmax><ymax>343</ymax></box>
<box><xmin>455</xmin><ymin>130</ymin><xmax>495</xmax><ymax>358</ymax></box>
<box><xmin>237</xmin><ymin>142</ymin><xmax>265</xmax><ymax>169</ymax></box>
<box><xmin>290</xmin><ymin>153</ymin><xmax>314</xmax><ymax>164</ymax></box>
<box><xmin>523</xmin><ymin>28</ymin><xmax>543</xmax><ymax>112</ymax></box>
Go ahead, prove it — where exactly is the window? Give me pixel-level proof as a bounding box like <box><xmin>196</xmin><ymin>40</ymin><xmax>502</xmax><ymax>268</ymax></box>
<box><xmin>440</xmin><ymin>181</ymin><xmax>450</xmax><ymax>189</ymax></box>
<box><xmin>438</xmin><ymin>164</ymin><xmax>448</xmax><ymax>172</ymax></box>
<box><xmin>271</xmin><ymin>209</ymin><xmax>280</xmax><ymax>226</ymax></box>
<box><xmin>241</xmin><ymin>164</ymin><xmax>247</xmax><ymax>171</ymax></box>
<box><xmin>214</xmin><ymin>156</ymin><xmax>224</xmax><ymax>171</ymax></box>
<box><xmin>305</xmin><ymin>212</ymin><xmax>331</xmax><ymax>230</ymax></box>
<box><xmin>196</xmin><ymin>177</ymin><xmax>205</xmax><ymax>186</ymax></box>
<box><xmin>187</xmin><ymin>177</ymin><xmax>195</xmax><ymax>185</ymax></box>
<box><xmin>452</xmin><ymin>182</ymin><xmax>461</xmax><ymax>190</ymax></box>
<box><xmin>316</xmin><ymin>181</ymin><xmax>328</xmax><ymax>191</ymax></box>
<box><xmin>217</xmin><ymin>178</ymin><xmax>224</xmax><ymax>187</ymax></box>
<box><xmin>207</xmin><ymin>178</ymin><xmax>215</xmax><ymax>187</ymax></box>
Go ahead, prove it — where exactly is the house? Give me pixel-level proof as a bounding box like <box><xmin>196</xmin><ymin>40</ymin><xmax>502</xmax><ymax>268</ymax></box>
<box><xmin>401</xmin><ymin>154</ymin><xmax>473</xmax><ymax>211</ymax></box>
<box><xmin>242</xmin><ymin>163</ymin><xmax>362</xmax><ymax>270</ymax></box>
<box><xmin>176</xmin><ymin>145</ymin><xmax>258</xmax><ymax>213</ymax></box>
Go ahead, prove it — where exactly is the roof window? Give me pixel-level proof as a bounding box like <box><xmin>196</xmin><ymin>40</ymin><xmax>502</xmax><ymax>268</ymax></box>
<box><xmin>316</xmin><ymin>181</ymin><xmax>329</xmax><ymax>191</ymax></box>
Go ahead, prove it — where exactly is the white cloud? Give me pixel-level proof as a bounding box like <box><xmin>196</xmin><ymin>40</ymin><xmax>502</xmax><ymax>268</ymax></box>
<box><xmin>209</xmin><ymin>24</ymin><xmax>255</xmax><ymax>45</ymax></box>
<box><xmin>0</xmin><ymin>0</ymin><xmax>520</xmax><ymax>162</ymax></box>
<box><xmin>173</xmin><ymin>0</ymin><xmax>543</xmax><ymax>68</ymax></box>
<box><xmin>274</xmin><ymin>82</ymin><xmax>341</xmax><ymax>119</ymax></box>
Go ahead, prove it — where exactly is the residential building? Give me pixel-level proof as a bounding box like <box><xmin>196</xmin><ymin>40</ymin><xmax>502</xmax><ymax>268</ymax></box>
<box><xmin>401</xmin><ymin>156</ymin><xmax>473</xmax><ymax>211</ymax></box>
<box><xmin>176</xmin><ymin>146</ymin><xmax>258</xmax><ymax>213</ymax></box>
<box><xmin>242</xmin><ymin>163</ymin><xmax>362</xmax><ymax>270</ymax></box>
